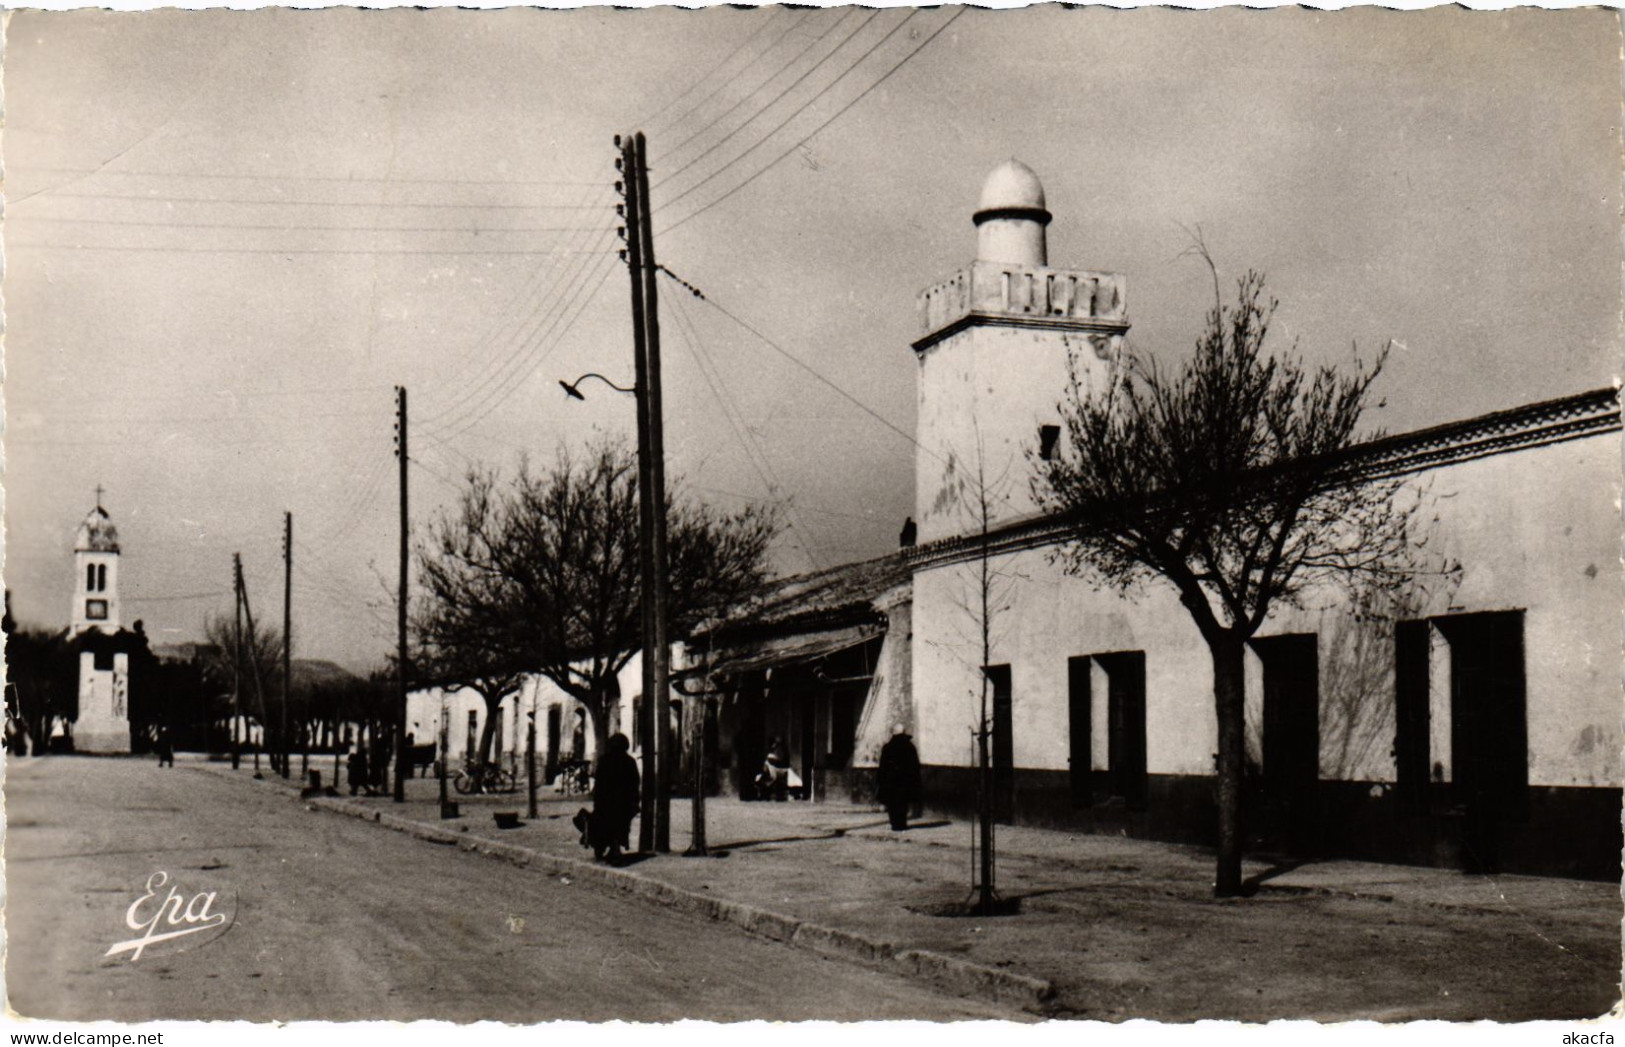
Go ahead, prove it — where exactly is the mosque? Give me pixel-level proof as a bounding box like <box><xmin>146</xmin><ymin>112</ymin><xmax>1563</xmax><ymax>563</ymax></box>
<box><xmin>405</xmin><ymin>161</ymin><xmax>1620</xmax><ymax>879</ymax></box>
<box><xmin>693</xmin><ymin>160</ymin><xmax>1622</xmax><ymax>879</ymax></box>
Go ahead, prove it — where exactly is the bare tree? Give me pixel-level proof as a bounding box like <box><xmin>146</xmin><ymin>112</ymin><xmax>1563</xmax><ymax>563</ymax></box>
<box><xmin>202</xmin><ymin>611</ymin><xmax>284</xmax><ymax>751</ymax></box>
<box><xmin>417</xmin><ymin>440</ymin><xmax>777</xmax><ymax>761</ymax></box>
<box><xmin>414</xmin><ymin>484</ymin><xmax>530</xmax><ymax>771</ymax></box>
<box><xmin>4</xmin><ymin>598</ymin><xmax>76</xmax><ymax>755</ymax></box>
<box><xmin>927</xmin><ymin>424</ymin><xmax>1022</xmax><ymax>912</ymax></box>
<box><xmin>1033</xmin><ymin>261</ymin><xmax>1421</xmax><ymax>897</ymax></box>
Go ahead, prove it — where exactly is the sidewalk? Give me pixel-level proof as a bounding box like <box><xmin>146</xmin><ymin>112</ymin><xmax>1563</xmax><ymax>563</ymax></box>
<box><xmin>197</xmin><ymin>757</ymin><xmax>1621</xmax><ymax>1021</ymax></box>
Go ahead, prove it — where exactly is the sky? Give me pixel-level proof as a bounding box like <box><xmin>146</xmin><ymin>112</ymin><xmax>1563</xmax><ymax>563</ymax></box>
<box><xmin>5</xmin><ymin>6</ymin><xmax>1621</xmax><ymax>672</ymax></box>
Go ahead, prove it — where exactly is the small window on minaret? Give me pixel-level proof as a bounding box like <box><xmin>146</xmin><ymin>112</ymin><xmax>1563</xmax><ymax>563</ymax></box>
<box><xmin>87</xmin><ymin>564</ymin><xmax>97</xmax><ymax>592</ymax></box>
<box><xmin>1038</xmin><ymin>424</ymin><xmax>1061</xmax><ymax>461</ymax></box>
<box><xmin>97</xmin><ymin>564</ymin><xmax>107</xmax><ymax>592</ymax></box>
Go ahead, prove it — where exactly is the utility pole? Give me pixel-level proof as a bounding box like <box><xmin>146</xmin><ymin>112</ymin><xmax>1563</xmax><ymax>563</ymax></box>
<box><xmin>231</xmin><ymin>557</ymin><xmax>242</xmax><ymax>771</ymax></box>
<box><xmin>634</xmin><ymin>130</ymin><xmax>674</xmax><ymax>853</ymax></box>
<box><xmin>526</xmin><ymin>708</ymin><xmax>538</xmax><ymax>820</ymax></box>
<box><xmin>237</xmin><ymin>555</ymin><xmax>270</xmax><ymax>780</ymax></box>
<box><xmin>281</xmin><ymin>511</ymin><xmax>293</xmax><ymax>780</ymax></box>
<box><xmin>394</xmin><ymin>386</ymin><xmax>410</xmax><ymax>804</ymax></box>
<box><xmin>438</xmin><ymin>703</ymin><xmax>451</xmax><ymax>817</ymax></box>
<box><xmin>618</xmin><ymin>133</ymin><xmax>659</xmax><ymax>854</ymax></box>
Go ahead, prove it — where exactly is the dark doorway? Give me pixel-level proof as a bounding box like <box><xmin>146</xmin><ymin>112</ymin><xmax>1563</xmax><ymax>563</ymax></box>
<box><xmin>984</xmin><ymin>664</ymin><xmax>1014</xmax><ymax>822</ymax></box>
<box><xmin>1254</xmin><ymin>634</ymin><xmax>1320</xmax><ymax>849</ymax></box>
<box><xmin>1067</xmin><ymin>656</ymin><xmax>1092</xmax><ymax>807</ymax></box>
<box><xmin>1437</xmin><ymin>611</ymin><xmax>1527</xmax><ymax>873</ymax></box>
<box><xmin>1393</xmin><ymin>620</ymin><xmax>1430</xmax><ymax>811</ymax></box>
<box><xmin>1093</xmin><ymin>652</ymin><xmax>1147</xmax><ymax>806</ymax></box>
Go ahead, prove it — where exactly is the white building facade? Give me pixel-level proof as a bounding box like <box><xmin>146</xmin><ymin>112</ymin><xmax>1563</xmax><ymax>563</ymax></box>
<box><xmin>904</xmin><ymin>162</ymin><xmax>1622</xmax><ymax>878</ymax></box>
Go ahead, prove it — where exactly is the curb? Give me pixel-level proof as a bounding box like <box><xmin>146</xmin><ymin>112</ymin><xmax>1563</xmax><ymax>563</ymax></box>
<box><xmin>199</xmin><ymin>765</ymin><xmax>1054</xmax><ymax>1011</ymax></box>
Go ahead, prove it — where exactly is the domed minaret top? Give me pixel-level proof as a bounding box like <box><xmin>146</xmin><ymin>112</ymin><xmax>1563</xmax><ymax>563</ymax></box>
<box><xmin>973</xmin><ymin>159</ymin><xmax>1052</xmax><ymax>267</ymax></box>
<box><xmin>75</xmin><ymin>506</ymin><xmax>121</xmax><ymax>554</ymax></box>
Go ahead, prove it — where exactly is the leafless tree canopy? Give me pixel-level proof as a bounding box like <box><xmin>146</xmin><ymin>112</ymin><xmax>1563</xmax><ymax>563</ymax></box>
<box><xmin>1032</xmin><ymin>263</ymin><xmax>1422</xmax><ymax>897</ymax></box>
<box><xmin>1034</xmin><ymin>269</ymin><xmax>1412</xmax><ymax>645</ymax></box>
<box><xmin>416</xmin><ymin>439</ymin><xmax>778</xmax><ymax>755</ymax></box>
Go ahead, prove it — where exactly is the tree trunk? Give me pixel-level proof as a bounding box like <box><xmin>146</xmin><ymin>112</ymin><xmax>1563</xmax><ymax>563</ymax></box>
<box><xmin>477</xmin><ymin>697</ymin><xmax>501</xmax><ymax>768</ymax></box>
<box><xmin>1211</xmin><ymin>632</ymin><xmax>1248</xmax><ymax>897</ymax></box>
<box><xmin>587</xmin><ymin>688</ymin><xmax>612</xmax><ymax>763</ymax></box>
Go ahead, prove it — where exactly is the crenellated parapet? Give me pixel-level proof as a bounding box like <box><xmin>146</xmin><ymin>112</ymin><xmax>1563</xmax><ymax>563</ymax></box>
<box><xmin>914</xmin><ymin>260</ymin><xmax>1130</xmax><ymax>354</ymax></box>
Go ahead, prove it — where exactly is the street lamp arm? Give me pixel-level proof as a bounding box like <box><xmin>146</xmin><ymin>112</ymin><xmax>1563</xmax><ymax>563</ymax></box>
<box><xmin>559</xmin><ymin>373</ymin><xmax>637</xmax><ymax>400</ymax></box>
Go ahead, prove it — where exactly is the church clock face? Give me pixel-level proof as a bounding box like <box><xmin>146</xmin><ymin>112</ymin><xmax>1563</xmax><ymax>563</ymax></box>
<box><xmin>85</xmin><ymin>599</ymin><xmax>108</xmax><ymax>621</ymax></box>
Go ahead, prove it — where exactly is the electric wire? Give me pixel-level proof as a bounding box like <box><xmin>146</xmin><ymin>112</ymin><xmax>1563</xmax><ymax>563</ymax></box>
<box><xmin>656</xmin><ymin>10</ymin><xmax>837</xmax><ymax>165</ymax></box>
<box><xmin>645</xmin><ymin>8</ymin><xmax>802</xmax><ymax>136</ymax></box>
<box><xmin>651</xmin><ymin>9</ymin><xmax>884</xmax><ymax>197</ymax></box>
<box><xmin>657</xmin><ymin>7</ymin><xmax>964</xmax><ymax>235</ymax></box>
<box><xmin>668</xmin><ymin>281</ymin><xmax>823</xmax><ymax>573</ymax></box>
<box><xmin>416</xmin><ymin>188</ymin><xmax>618</xmax><ymax>425</ymax></box>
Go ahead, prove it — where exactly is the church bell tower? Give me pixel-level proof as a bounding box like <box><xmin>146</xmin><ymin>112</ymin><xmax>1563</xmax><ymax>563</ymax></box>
<box><xmin>70</xmin><ymin>491</ymin><xmax>132</xmax><ymax>752</ymax></box>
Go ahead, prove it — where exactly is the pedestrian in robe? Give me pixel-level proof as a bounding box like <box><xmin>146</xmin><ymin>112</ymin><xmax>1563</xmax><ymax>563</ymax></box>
<box><xmin>877</xmin><ymin>723</ymin><xmax>922</xmax><ymax>831</ymax></box>
<box><xmin>591</xmin><ymin>732</ymin><xmax>640</xmax><ymax>863</ymax></box>
<box><xmin>347</xmin><ymin>743</ymin><xmax>369</xmax><ymax>796</ymax></box>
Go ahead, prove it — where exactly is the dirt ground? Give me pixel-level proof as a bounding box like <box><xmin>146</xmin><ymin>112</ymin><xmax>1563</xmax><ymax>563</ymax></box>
<box><xmin>343</xmin><ymin>774</ymin><xmax>1621</xmax><ymax>1021</ymax></box>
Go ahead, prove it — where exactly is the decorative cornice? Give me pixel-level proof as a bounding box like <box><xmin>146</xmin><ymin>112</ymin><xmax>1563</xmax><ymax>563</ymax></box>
<box><xmin>912</xmin><ymin>310</ymin><xmax>1131</xmax><ymax>355</ymax></box>
<box><xmin>973</xmin><ymin>205</ymin><xmax>1052</xmax><ymax>227</ymax></box>
<box><xmin>906</xmin><ymin>386</ymin><xmax>1622</xmax><ymax>574</ymax></box>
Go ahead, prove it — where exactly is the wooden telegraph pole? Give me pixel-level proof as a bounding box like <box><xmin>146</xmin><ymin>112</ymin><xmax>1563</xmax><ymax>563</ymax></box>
<box><xmin>281</xmin><ymin>511</ymin><xmax>293</xmax><ymax>780</ymax></box>
<box><xmin>394</xmin><ymin>386</ymin><xmax>410</xmax><ymax>804</ymax></box>
<box><xmin>236</xmin><ymin>555</ymin><xmax>270</xmax><ymax>780</ymax></box>
<box><xmin>618</xmin><ymin>133</ymin><xmax>659</xmax><ymax>854</ymax></box>
<box><xmin>633</xmin><ymin>131</ymin><xmax>674</xmax><ymax>854</ymax></box>
<box><xmin>231</xmin><ymin>557</ymin><xmax>243</xmax><ymax>771</ymax></box>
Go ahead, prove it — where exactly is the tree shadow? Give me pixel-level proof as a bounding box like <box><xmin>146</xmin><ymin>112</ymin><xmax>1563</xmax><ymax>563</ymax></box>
<box><xmin>712</xmin><ymin>817</ymin><xmax>895</xmax><ymax>851</ymax></box>
<box><xmin>1240</xmin><ymin>857</ymin><xmax>1310</xmax><ymax>896</ymax></box>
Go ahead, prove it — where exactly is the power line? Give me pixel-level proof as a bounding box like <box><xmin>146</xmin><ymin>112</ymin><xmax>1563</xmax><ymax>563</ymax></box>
<box><xmin>417</xmin><ymin>227</ymin><xmax>620</xmax><ymax>436</ymax></box>
<box><xmin>18</xmin><ymin>214</ymin><xmax>615</xmax><ymax>235</ymax></box>
<box><xmin>11</xmin><ymin>242</ymin><xmax>614</xmax><ymax>258</ymax></box>
<box><xmin>656</xmin><ymin>10</ymin><xmax>833</xmax><ymax>163</ymax></box>
<box><xmin>422</xmin><ymin>251</ymin><xmax>618</xmax><ymax>448</ymax></box>
<box><xmin>123</xmin><ymin>590</ymin><xmax>232</xmax><ymax>602</ymax></box>
<box><xmin>416</xmin><ymin>208</ymin><xmax>622</xmax><ymax>431</ymax></box>
<box><xmin>14</xmin><ymin>165</ymin><xmax>606</xmax><ymax>188</ymax></box>
<box><xmin>416</xmin><ymin>194</ymin><xmax>620</xmax><ymax>426</ymax></box>
<box><xmin>20</xmin><ymin>190</ymin><xmax>612</xmax><ymax>212</ymax></box>
<box><xmin>646</xmin><ymin>8</ymin><xmax>802</xmax><ymax>135</ymax></box>
<box><xmin>697</xmin><ymin>291</ymin><xmax>920</xmax><ymax>453</ymax></box>
<box><xmin>421</xmin><ymin>185</ymin><xmax>615</xmax><ymax>394</ymax></box>
<box><xmin>652</xmin><ymin>9</ymin><xmax>884</xmax><ymax>197</ymax></box>
<box><xmin>658</xmin><ymin>7</ymin><xmax>964</xmax><ymax>235</ymax></box>
<box><xmin>668</xmin><ymin>283</ymin><xmax>822</xmax><ymax>572</ymax></box>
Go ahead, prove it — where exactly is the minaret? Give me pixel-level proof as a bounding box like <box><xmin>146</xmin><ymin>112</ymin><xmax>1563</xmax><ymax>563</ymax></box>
<box><xmin>70</xmin><ymin>493</ymin><xmax>132</xmax><ymax>752</ymax></box>
<box><xmin>912</xmin><ymin>160</ymin><xmax>1131</xmax><ymax>543</ymax></box>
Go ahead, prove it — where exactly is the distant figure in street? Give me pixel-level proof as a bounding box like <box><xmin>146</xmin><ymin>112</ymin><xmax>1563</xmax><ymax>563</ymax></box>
<box><xmin>591</xmin><ymin>732</ymin><xmax>640</xmax><ymax>863</ymax></box>
<box><xmin>347</xmin><ymin>744</ymin><xmax>369</xmax><ymax>796</ymax></box>
<box><xmin>761</xmin><ymin>737</ymin><xmax>791</xmax><ymax>802</ymax></box>
<box><xmin>877</xmin><ymin>724</ymin><xmax>921</xmax><ymax>831</ymax></box>
<box><xmin>153</xmin><ymin>726</ymin><xmax>175</xmax><ymax>768</ymax></box>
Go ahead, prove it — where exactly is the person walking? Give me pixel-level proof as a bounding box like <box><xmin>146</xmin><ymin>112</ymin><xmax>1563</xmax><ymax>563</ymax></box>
<box><xmin>153</xmin><ymin>726</ymin><xmax>175</xmax><ymax>768</ymax></box>
<box><xmin>762</xmin><ymin>737</ymin><xmax>791</xmax><ymax>802</ymax></box>
<box><xmin>877</xmin><ymin>723</ymin><xmax>921</xmax><ymax>831</ymax></box>
<box><xmin>347</xmin><ymin>743</ymin><xmax>369</xmax><ymax>796</ymax></box>
<box><xmin>590</xmin><ymin>733</ymin><xmax>640</xmax><ymax>864</ymax></box>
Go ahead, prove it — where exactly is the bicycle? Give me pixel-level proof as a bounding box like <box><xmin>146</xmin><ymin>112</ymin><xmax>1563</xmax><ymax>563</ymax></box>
<box><xmin>454</xmin><ymin>760</ymin><xmax>518</xmax><ymax>795</ymax></box>
<box><xmin>555</xmin><ymin>759</ymin><xmax>592</xmax><ymax>796</ymax></box>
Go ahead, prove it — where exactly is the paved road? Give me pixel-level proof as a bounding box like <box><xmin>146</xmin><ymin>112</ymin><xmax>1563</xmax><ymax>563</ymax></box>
<box><xmin>6</xmin><ymin>757</ymin><xmax>1016</xmax><ymax>1022</ymax></box>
